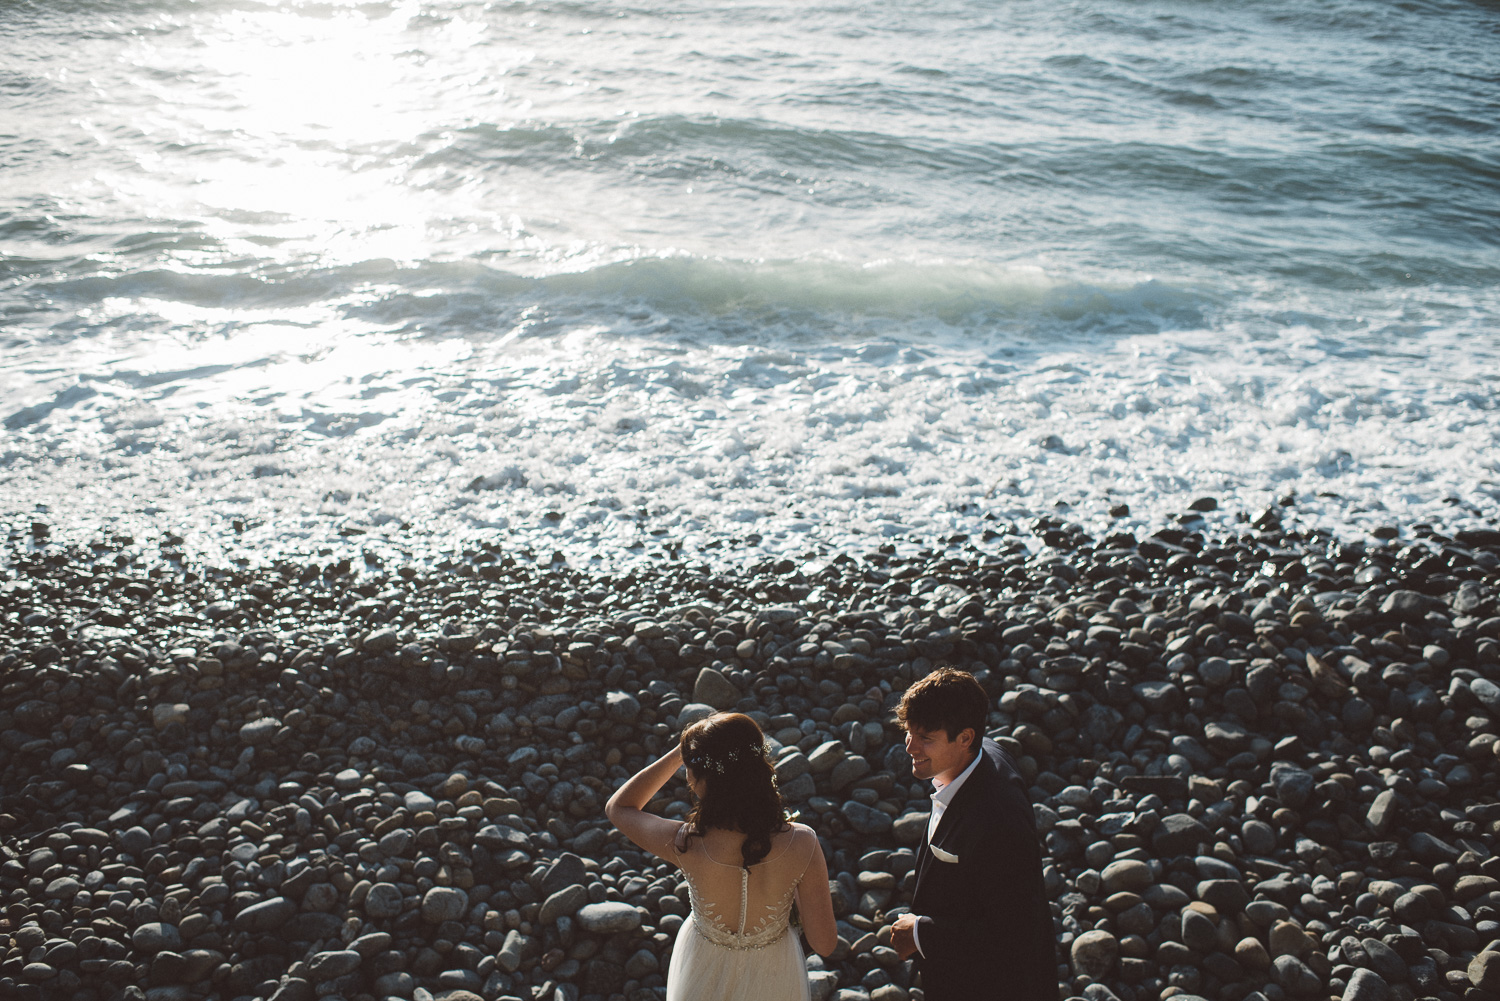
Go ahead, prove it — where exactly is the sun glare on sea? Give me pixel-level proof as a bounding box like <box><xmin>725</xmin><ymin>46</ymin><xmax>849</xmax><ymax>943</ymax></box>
<box><xmin>118</xmin><ymin>1</ymin><xmax>519</xmax><ymax>265</ymax></box>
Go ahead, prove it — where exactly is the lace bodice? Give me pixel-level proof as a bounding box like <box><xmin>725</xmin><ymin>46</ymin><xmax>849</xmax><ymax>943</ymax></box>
<box><xmin>672</xmin><ymin>824</ymin><xmax>819</xmax><ymax>951</ymax></box>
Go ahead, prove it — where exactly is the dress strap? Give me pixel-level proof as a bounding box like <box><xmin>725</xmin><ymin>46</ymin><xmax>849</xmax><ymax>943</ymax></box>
<box><xmin>737</xmin><ymin>867</ymin><xmax>749</xmax><ymax>934</ymax></box>
<box><xmin>796</xmin><ymin>828</ymin><xmax>818</xmax><ymax>883</ymax></box>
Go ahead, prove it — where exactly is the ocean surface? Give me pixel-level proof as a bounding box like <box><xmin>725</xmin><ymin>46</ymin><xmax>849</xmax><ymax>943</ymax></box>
<box><xmin>2</xmin><ymin>0</ymin><xmax>1498</xmax><ymax>568</ymax></box>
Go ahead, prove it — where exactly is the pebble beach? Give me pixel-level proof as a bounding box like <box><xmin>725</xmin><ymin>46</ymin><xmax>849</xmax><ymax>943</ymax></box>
<box><xmin>2</xmin><ymin>517</ymin><xmax>1499</xmax><ymax>1001</ymax></box>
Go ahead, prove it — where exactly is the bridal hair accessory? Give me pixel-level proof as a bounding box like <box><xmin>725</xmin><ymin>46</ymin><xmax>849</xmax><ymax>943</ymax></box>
<box><xmin>686</xmin><ymin>744</ymin><xmax>758</xmax><ymax>775</ymax></box>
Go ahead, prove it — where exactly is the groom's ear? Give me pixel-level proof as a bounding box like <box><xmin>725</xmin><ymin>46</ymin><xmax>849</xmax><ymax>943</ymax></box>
<box><xmin>957</xmin><ymin>727</ymin><xmax>976</xmax><ymax>750</ymax></box>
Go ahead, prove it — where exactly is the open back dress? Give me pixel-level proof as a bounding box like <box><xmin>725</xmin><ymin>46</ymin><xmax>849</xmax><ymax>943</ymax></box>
<box><xmin>665</xmin><ymin>822</ymin><xmax>822</xmax><ymax>1001</ymax></box>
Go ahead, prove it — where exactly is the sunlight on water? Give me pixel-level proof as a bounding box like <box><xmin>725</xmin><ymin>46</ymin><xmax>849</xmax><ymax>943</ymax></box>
<box><xmin>2</xmin><ymin>0</ymin><xmax>1497</xmax><ymax>563</ymax></box>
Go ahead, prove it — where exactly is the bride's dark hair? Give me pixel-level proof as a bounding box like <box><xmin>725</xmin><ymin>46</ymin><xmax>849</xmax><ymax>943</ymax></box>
<box><xmin>680</xmin><ymin>712</ymin><xmax>790</xmax><ymax>868</ymax></box>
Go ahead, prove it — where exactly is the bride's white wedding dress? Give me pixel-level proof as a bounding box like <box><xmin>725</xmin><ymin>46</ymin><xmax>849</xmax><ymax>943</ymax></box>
<box><xmin>664</xmin><ymin>822</ymin><xmax>821</xmax><ymax>1001</ymax></box>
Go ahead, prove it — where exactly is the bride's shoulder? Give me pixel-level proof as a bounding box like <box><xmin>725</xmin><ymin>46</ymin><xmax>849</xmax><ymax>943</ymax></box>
<box><xmin>785</xmin><ymin>821</ymin><xmax>820</xmax><ymax>840</ymax></box>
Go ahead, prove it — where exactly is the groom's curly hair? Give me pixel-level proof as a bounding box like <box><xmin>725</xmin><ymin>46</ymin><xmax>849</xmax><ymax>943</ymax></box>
<box><xmin>895</xmin><ymin>666</ymin><xmax>987</xmax><ymax>743</ymax></box>
<box><xmin>680</xmin><ymin>712</ymin><xmax>790</xmax><ymax>868</ymax></box>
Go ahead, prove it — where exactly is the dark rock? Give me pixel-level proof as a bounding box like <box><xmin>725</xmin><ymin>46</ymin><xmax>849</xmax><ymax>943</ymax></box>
<box><xmin>1342</xmin><ymin>969</ymin><xmax>1391</xmax><ymax>1001</ymax></box>
<box><xmin>234</xmin><ymin>897</ymin><xmax>295</xmax><ymax>932</ymax></box>
<box><xmin>1153</xmin><ymin>813</ymin><xmax>1210</xmax><ymax>855</ymax></box>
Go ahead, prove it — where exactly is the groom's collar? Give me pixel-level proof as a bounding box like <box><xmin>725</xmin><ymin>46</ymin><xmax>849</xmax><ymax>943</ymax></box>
<box><xmin>931</xmin><ymin>742</ymin><xmax>984</xmax><ymax>804</ymax></box>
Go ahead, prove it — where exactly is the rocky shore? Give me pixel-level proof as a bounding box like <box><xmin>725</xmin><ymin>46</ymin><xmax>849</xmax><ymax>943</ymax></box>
<box><xmin>2</xmin><ymin>517</ymin><xmax>1499</xmax><ymax>1001</ymax></box>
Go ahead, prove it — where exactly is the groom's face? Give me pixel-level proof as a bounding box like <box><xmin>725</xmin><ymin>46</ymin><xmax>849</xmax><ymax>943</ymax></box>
<box><xmin>904</xmin><ymin>725</ymin><xmax>974</xmax><ymax>783</ymax></box>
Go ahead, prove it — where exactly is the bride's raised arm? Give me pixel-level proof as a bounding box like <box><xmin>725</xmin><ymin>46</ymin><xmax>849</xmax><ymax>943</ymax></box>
<box><xmin>605</xmin><ymin>742</ymin><xmax>688</xmax><ymax>860</ymax></box>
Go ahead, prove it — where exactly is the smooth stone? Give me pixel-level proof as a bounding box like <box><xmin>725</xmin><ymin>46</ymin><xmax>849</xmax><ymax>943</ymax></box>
<box><xmin>577</xmin><ymin>901</ymin><xmax>642</xmax><ymax>934</ymax></box>
<box><xmin>808</xmin><ymin>741</ymin><xmax>847</xmax><ymax>773</ymax></box>
<box><xmin>1272</xmin><ymin>954</ymin><xmax>1322</xmax><ymax>997</ymax></box>
<box><xmin>677</xmin><ymin>702</ymin><xmax>716</xmax><ymax>727</ymax></box>
<box><xmin>1153</xmin><ymin>813</ymin><xmax>1210</xmax><ymax>855</ymax></box>
<box><xmin>843</xmin><ymin>800</ymin><xmax>893</xmax><ymax>834</ymax></box>
<box><xmin>497</xmin><ymin>929</ymin><xmax>527</xmax><ymax>973</ymax></box>
<box><xmin>1133</xmin><ymin>681</ymin><xmax>1183</xmax><ymax>712</ymax></box>
<box><xmin>692</xmin><ymin>667</ymin><xmax>740</xmax><ymax>710</ymax></box>
<box><xmin>1070</xmin><ymin>929</ymin><xmax>1118</xmax><ymax>979</ymax></box>
<box><xmin>421</xmin><ymin>886</ymin><xmax>468</xmax><ymax>923</ymax></box>
<box><xmin>1343</xmin><ymin>968</ymin><xmax>1392</xmax><ymax>1001</ymax></box>
<box><xmin>131</xmin><ymin>922</ymin><xmax>182</xmax><ymax>953</ymax></box>
<box><xmin>1098</xmin><ymin>858</ymin><xmax>1152</xmax><ymax>894</ymax></box>
<box><xmin>44</xmin><ymin>876</ymin><xmax>81</xmax><ymax>899</ymax></box>
<box><xmin>1360</xmin><ymin>938</ymin><xmax>1407</xmax><ymax>983</ymax></box>
<box><xmin>306</xmin><ymin>950</ymin><xmax>361</xmax><ymax>979</ymax></box>
<box><xmin>539</xmin><ymin>885</ymin><xmax>588</xmax><ymax>924</ymax></box>
<box><xmin>374</xmin><ymin>972</ymin><xmax>415</xmax><ymax>997</ymax></box>
<box><xmin>380</xmin><ymin>828</ymin><xmax>414</xmax><ymax>858</ymax></box>
<box><xmin>1379</xmin><ymin>590</ymin><xmax>1435</xmax><ymax>619</ymax></box>
<box><xmin>267</xmin><ymin>978</ymin><xmax>314</xmax><ymax>1001</ymax></box>
<box><xmin>363</xmin><ymin>628</ymin><xmax>400</xmax><ymax>654</ymax></box>
<box><xmin>1471</xmin><ymin>678</ymin><xmax>1500</xmax><ymax>714</ymax></box>
<box><xmin>540</xmin><ymin>853</ymin><xmax>588</xmax><ymax>899</ymax></box>
<box><xmin>1204</xmin><ymin>720</ymin><xmax>1253</xmax><ymax>755</ymax></box>
<box><xmin>404</xmin><ymin>790</ymin><xmax>437</xmax><ymax>813</ymax></box>
<box><xmin>1199</xmin><ymin>657</ymin><xmax>1233</xmax><ymax>687</ymax></box>
<box><xmin>1367</xmin><ymin>789</ymin><xmax>1397</xmax><ymax>835</ymax></box>
<box><xmin>1270</xmin><ymin>764</ymin><xmax>1314</xmax><ymax>809</ymax></box>
<box><xmin>604</xmin><ymin>690</ymin><xmax>640</xmax><ymax>722</ymax></box>
<box><xmin>238</xmin><ymin>718</ymin><xmax>279</xmax><ymax>745</ymax></box>
<box><xmin>775</xmin><ymin>751</ymin><xmax>811</xmax><ymax>783</ymax></box>
<box><xmin>1197</xmin><ymin>879</ymin><xmax>1250</xmax><ymax>913</ymax></box>
<box><xmin>235</xmin><ymin>897</ymin><xmax>296</xmax><ymax>932</ymax></box>
<box><xmin>892</xmin><ymin>811</ymin><xmax>929</xmax><ymax>844</ymax></box>
<box><xmin>363</xmin><ymin>882</ymin><xmax>404</xmax><ymax>918</ymax></box>
<box><xmin>152</xmin><ymin>703</ymin><xmax>189</xmax><ymax>729</ymax></box>
<box><xmin>1469</xmin><ymin>950</ymin><xmax>1500</xmax><ymax>993</ymax></box>
<box><xmin>1242</xmin><ymin>819</ymin><xmax>1277</xmax><ymax>855</ymax></box>
<box><xmin>1270</xmin><ymin>920</ymin><xmax>1313</xmax><ymax>958</ymax></box>
<box><xmin>1236</xmin><ymin>937</ymin><xmax>1271</xmax><ymax>971</ymax></box>
<box><xmin>1181</xmin><ymin>909</ymin><xmax>1217</xmax><ymax>953</ymax></box>
<box><xmin>1409</xmin><ymin>831</ymin><xmax>1460</xmax><ymax>864</ymax></box>
<box><xmin>118</xmin><ymin>826</ymin><xmax>152</xmax><ymax>856</ymax></box>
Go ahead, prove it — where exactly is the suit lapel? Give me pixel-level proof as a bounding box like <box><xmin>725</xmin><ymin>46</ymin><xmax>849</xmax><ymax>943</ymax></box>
<box><xmin>913</xmin><ymin>743</ymin><xmax>997</xmax><ymax>897</ymax></box>
<box><xmin>928</xmin><ymin>743</ymin><xmax>995</xmax><ymax>850</ymax></box>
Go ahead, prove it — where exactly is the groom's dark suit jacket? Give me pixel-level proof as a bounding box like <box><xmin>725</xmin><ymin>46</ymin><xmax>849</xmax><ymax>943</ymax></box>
<box><xmin>910</xmin><ymin>737</ymin><xmax>1057</xmax><ymax>1001</ymax></box>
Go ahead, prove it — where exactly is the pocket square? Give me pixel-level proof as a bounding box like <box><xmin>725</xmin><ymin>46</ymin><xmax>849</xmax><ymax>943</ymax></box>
<box><xmin>930</xmin><ymin>844</ymin><xmax>959</xmax><ymax>863</ymax></box>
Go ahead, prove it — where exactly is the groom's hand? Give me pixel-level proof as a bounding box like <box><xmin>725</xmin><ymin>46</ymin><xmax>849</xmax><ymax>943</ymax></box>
<box><xmin>890</xmin><ymin>913</ymin><xmax>919</xmax><ymax>959</ymax></box>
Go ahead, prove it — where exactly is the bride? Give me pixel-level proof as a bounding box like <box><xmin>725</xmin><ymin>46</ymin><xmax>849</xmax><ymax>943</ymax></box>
<box><xmin>606</xmin><ymin>711</ymin><xmax>838</xmax><ymax>1001</ymax></box>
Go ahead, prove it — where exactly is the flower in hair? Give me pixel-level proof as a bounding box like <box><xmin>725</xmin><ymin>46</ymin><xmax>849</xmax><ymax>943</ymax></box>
<box><xmin>687</xmin><ymin>745</ymin><xmax>754</xmax><ymax>775</ymax></box>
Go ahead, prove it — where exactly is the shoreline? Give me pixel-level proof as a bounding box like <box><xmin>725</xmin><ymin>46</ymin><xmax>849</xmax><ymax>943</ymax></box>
<box><xmin>1</xmin><ymin>522</ymin><xmax>1498</xmax><ymax>1001</ymax></box>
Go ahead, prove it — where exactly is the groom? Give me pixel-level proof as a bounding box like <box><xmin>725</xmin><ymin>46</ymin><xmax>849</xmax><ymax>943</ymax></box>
<box><xmin>889</xmin><ymin>667</ymin><xmax>1057</xmax><ymax>1001</ymax></box>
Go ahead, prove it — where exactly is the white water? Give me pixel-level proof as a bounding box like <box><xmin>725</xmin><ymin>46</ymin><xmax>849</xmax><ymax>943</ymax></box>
<box><xmin>3</xmin><ymin>0</ymin><xmax>1498</xmax><ymax>567</ymax></box>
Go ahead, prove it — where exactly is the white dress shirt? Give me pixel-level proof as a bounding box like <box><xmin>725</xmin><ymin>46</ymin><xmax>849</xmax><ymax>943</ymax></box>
<box><xmin>912</xmin><ymin>747</ymin><xmax>983</xmax><ymax>957</ymax></box>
